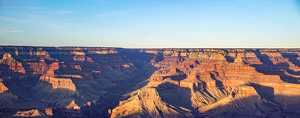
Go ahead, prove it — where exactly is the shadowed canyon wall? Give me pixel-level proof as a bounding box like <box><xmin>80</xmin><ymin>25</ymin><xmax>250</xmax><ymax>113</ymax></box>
<box><xmin>0</xmin><ymin>46</ymin><xmax>300</xmax><ymax>117</ymax></box>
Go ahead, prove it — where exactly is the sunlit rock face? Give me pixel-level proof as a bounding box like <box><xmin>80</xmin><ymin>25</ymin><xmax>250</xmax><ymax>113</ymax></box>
<box><xmin>0</xmin><ymin>53</ymin><xmax>26</xmax><ymax>74</ymax></box>
<box><xmin>0</xmin><ymin>46</ymin><xmax>300</xmax><ymax>117</ymax></box>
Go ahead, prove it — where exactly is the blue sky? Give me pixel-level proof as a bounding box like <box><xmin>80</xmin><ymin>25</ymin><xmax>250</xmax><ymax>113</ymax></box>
<box><xmin>0</xmin><ymin>0</ymin><xmax>299</xmax><ymax>48</ymax></box>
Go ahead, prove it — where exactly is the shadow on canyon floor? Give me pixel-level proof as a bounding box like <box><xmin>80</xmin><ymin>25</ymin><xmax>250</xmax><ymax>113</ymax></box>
<box><xmin>78</xmin><ymin>49</ymin><xmax>160</xmax><ymax>117</ymax></box>
<box><xmin>251</xmin><ymin>50</ymin><xmax>300</xmax><ymax>83</ymax></box>
<box><xmin>210</xmin><ymin>71</ymin><xmax>224</xmax><ymax>88</ymax></box>
<box><xmin>282</xmin><ymin>53</ymin><xmax>300</xmax><ymax>69</ymax></box>
<box><xmin>156</xmin><ymin>82</ymin><xmax>197</xmax><ymax>116</ymax></box>
<box><xmin>248</xmin><ymin>83</ymin><xmax>281</xmax><ymax>107</ymax></box>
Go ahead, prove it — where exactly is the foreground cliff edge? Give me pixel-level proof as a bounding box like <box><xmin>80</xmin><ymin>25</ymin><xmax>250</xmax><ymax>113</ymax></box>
<box><xmin>0</xmin><ymin>46</ymin><xmax>300</xmax><ymax>118</ymax></box>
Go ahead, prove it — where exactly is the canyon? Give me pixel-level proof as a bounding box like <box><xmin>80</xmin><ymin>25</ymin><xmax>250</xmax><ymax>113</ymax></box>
<box><xmin>0</xmin><ymin>46</ymin><xmax>300</xmax><ymax>118</ymax></box>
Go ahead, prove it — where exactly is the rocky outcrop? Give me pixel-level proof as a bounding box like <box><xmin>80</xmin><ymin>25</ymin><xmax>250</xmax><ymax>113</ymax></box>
<box><xmin>111</xmin><ymin>87</ymin><xmax>193</xmax><ymax>118</ymax></box>
<box><xmin>0</xmin><ymin>53</ymin><xmax>26</xmax><ymax>75</ymax></box>
<box><xmin>12</xmin><ymin>109</ymin><xmax>52</xmax><ymax>117</ymax></box>
<box><xmin>0</xmin><ymin>80</ymin><xmax>8</xmax><ymax>93</ymax></box>
<box><xmin>37</xmin><ymin>75</ymin><xmax>76</xmax><ymax>91</ymax></box>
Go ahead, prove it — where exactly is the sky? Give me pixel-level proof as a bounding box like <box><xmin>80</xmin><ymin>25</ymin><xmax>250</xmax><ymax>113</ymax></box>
<box><xmin>0</xmin><ymin>0</ymin><xmax>300</xmax><ymax>48</ymax></box>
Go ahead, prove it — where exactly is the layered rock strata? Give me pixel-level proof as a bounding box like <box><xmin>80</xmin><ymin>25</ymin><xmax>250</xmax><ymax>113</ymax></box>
<box><xmin>0</xmin><ymin>46</ymin><xmax>299</xmax><ymax>117</ymax></box>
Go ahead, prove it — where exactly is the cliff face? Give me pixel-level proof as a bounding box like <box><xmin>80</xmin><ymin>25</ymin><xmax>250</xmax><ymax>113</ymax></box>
<box><xmin>0</xmin><ymin>46</ymin><xmax>300</xmax><ymax>117</ymax></box>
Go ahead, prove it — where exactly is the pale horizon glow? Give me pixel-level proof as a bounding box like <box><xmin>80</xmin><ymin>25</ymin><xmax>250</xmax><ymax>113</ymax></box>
<box><xmin>0</xmin><ymin>0</ymin><xmax>300</xmax><ymax>48</ymax></box>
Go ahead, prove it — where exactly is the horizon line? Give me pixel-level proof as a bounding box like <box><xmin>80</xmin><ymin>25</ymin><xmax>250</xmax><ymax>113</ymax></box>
<box><xmin>0</xmin><ymin>45</ymin><xmax>299</xmax><ymax>49</ymax></box>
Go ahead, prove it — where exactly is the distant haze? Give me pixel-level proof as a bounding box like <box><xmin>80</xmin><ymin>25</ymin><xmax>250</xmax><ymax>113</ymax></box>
<box><xmin>0</xmin><ymin>0</ymin><xmax>299</xmax><ymax>48</ymax></box>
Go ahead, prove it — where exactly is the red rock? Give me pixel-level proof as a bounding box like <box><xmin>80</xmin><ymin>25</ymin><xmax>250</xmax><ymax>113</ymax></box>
<box><xmin>1</xmin><ymin>47</ymin><xmax>300</xmax><ymax>118</ymax></box>
<box><xmin>0</xmin><ymin>53</ymin><xmax>26</xmax><ymax>74</ymax></box>
<box><xmin>38</xmin><ymin>75</ymin><xmax>76</xmax><ymax>91</ymax></box>
<box><xmin>0</xmin><ymin>81</ymin><xmax>9</xmax><ymax>93</ymax></box>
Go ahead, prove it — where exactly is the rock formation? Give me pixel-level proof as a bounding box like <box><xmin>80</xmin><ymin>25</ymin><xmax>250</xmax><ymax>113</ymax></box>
<box><xmin>0</xmin><ymin>46</ymin><xmax>300</xmax><ymax>117</ymax></box>
<box><xmin>0</xmin><ymin>53</ymin><xmax>26</xmax><ymax>74</ymax></box>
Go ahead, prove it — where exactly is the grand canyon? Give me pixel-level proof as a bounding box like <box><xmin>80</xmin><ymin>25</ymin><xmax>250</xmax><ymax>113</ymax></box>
<box><xmin>1</xmin><ymin>46</ymin><xmax>300</xmax><ymax>118</ymax></box>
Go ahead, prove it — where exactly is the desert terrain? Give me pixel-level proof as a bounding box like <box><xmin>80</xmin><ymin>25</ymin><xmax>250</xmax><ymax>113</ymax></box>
<box><xmin>1</xmin><ymin>46</ymin><xmax>300</xmax><ymax>118</ymax></box>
